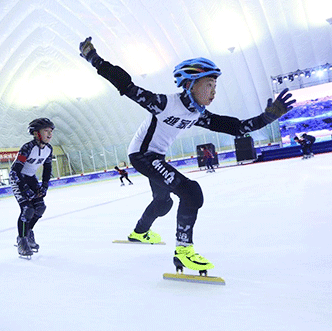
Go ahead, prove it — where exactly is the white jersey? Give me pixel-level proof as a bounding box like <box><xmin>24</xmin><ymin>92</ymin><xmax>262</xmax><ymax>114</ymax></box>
<box><xmin>12</xmin><ymin>140</ymin><xmax>53</xmax><ymax>177</ymax></box>
<box><xmin>128</xmin><ymin>93</ymin><xmax>200</xmax><ymax>155</ymax></box>
<box><xmin>20</xmin><ymin>144</ymin><xmax>52</xmax><ymax>176</ymax></box>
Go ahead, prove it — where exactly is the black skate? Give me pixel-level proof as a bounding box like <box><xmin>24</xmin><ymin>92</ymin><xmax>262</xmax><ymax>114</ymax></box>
<box><xmin>17</xmin><ymin>236</ymin><xmax>33</xmax><ymax>259</ymax></box>
<box><xmin>27</xmin><ymin>229</ymin><xmax>39</xmax><ymax>252</ymax></box>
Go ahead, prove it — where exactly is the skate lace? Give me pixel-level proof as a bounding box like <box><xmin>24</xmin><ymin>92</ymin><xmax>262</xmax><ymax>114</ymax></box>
<box><xmin>143</xmin><ymin>232</ymin><xmax>150</xmax><ymax>240</ymax></box>
<box><xmin>28</xmin><ymin>230</ymin><xmax>36</xmax><ymax>243</ymax></box>
<box><xmin>19</xmin><ymin>237</ymin><xmax>31</xmax><ymax>252</ymax></box>
<box><xmin>190</xmin><ymin>252</ymin><xmax>209</xmax><ymax>262</ymax></box>
<box><xmin>144</xmin><ymin>230</ymin><xmax>158</xmax><ymax>239</ymax></box>
<box><xmin>182</xmin><ymin>247</ymin><xmax>209</xmax><ymax>262</ymax></box>
<box><xmin>179</xmin><ymin>246</ymin><xmax>206</xmax><ymax>262</ymax></box>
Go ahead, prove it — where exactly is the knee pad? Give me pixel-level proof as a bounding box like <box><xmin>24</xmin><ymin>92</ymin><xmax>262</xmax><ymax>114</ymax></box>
<box><xmin>34</xmin><ymin>201</ymin><xmax>46</xmax><ymax>217</ymax></box>
<box><xmin>156</xmin><ymin>198</ymin><xmax>173</xmax><ymax>217</ymax></box>
<box><xmin>21</xmin><ymin>205</ymin><xmax>35</xmax><ymax>222</ymax></box>
<box><xmin>175</xmin><ymin>179</ymin><xmax>204</xmax><ymax>210</ymax></box>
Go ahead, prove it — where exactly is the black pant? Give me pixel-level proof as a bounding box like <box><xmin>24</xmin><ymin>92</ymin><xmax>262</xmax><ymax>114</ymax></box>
<box><xmin>120</xmin><ymin>174</ymin><xmax>132</xmax><ymax>184</ymax></box>
<box><xmin>302</xmin><ymin>143</ymin><xmax>313</xmax><ymax>155</ymax></box>
<box><xmin>10</xmin><ymin>175</ymin><xmax>46</xmax><ymax>237</ymax></box>
<box><xmin>129</xmin><ymin>152</ymin><xmax>204</xmax><ymax>245</ymax></box>
<box><xmin>205</xmin><ymin>158</ymin><xmax>213</xmax><ymax>170</ymax></box>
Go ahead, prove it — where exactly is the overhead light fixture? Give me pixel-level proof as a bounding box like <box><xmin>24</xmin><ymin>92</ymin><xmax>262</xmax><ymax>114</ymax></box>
<box><xmin>317</xmin><ymin>69</ymin><xmax>324</xmax><ymax>77</ymax></box>
<box><xmin>271</xmin><ymin>62</ymin><xmax>332</xmax><ymax>87</ymax></box>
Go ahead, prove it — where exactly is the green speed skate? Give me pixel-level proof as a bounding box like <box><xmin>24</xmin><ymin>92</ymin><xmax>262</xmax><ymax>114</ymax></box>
<box><xmin>174</xmin><ymin>245</ymin><xmax>214</xmax><ymax>275</ymax></box>
<box><xmin>128</xmin><ymin>230</ymin><xmax>162</xmax><ymax>244</ymax></box>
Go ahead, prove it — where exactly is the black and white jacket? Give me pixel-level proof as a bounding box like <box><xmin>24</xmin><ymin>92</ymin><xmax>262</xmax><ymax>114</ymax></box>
<box><xmin>96</xmin><ymin>60</ymin><xmax>273</xmax><ymax>156</ymax></box>
<box><xmin>10</xmin><ymin>139</ymin><xmax>53</xmax><ymax>190</ymax></box>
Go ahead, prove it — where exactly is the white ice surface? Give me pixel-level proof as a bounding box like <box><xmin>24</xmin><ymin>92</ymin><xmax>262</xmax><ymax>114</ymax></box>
<box><xmin>1</xmin><ymin>155</ymin><xmax>332</xmax><ymax>331</ymax></box>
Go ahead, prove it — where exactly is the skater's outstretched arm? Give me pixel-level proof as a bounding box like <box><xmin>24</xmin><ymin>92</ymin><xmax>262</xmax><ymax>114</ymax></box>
<box><xmin>79</xmin><ymin>37</ymin><xmax>167</xmax><ymax>114</ymax></box>
<box><xmin>195</xmin><ymin>88</ymin><xmax>296</xmax><ymax>136</ymax></box>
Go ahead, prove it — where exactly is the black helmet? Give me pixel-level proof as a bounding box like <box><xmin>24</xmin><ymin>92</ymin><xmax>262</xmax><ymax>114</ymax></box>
<box><xmin>28</xmin><ymin>118</ymin><xmax>55</xmax><ymax>135</ymax></box>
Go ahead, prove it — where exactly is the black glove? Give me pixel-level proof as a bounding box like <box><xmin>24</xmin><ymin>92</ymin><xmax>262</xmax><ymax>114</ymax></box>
<box><xmin>38</xmin><ymin>182</ymin><xmax>48</xmax><ymax>198</ymax></box>
<box><xmin>263</xmin><ymin>88</ymin><xmax>296</xmax><ymax>122</ymax></box>
<box><xmin>79</xmin><ymin>37</ymin><xmax>132</xmax><ymax>95</ymax></box>
<box><xmin>22</xmin><ymin>184</ymin><xmax>36</xmax><ymax>200</ymax></box>
<box><xmin>79</xmin><ymin>37</ymin><xmax>101</xmax><ymax>66</ymax></box>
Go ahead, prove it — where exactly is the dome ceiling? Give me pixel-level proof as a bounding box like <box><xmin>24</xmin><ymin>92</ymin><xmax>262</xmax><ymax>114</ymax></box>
<box><xmin>0</xmin><ymin>0</ymin><xmax>331</xmax><ymax>169</ymax></box>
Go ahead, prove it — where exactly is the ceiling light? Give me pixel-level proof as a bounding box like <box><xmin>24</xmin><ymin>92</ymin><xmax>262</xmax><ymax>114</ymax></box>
<box><xmin>317</xmin><ymin>69</ymin><xmax>324</xmax><ymax>77</ymax></box>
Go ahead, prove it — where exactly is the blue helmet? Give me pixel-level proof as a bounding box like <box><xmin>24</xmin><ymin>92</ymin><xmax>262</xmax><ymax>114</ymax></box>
<box><xmin>173</xmin><ymin>57</ymin><xmax>221</xmax><ymax>88</ymax></box>
<box><xmin>173</xmin><ymin>57</ymin><xmax>221</xmax><ymax>113</ymax></box>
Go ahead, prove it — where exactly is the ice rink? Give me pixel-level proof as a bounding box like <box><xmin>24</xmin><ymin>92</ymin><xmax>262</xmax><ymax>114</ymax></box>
<box><xmin>1</xmin><ymin>154</ymin><xmax>331</xmax><ymax>331</ymax></box>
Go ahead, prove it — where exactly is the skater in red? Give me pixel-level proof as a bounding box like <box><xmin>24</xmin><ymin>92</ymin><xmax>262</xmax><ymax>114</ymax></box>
<box><xmin>201</xmin><ymin>145</ymin><xmax>215</xmax><ymax>172</ymax></box>
<box><xmin>114</xmin><ymin>166</ymin><xmax>133</xmax><ymax>186</ymax></box>
<box><xmin>9</xmin><ymin>118</ymin><xmax>54</xmax><ymax>258</ymax></box>
<box><xmin>79</xmin><ymin>37</ymin><xmax>296</xmax><ymax>272</ymax></box>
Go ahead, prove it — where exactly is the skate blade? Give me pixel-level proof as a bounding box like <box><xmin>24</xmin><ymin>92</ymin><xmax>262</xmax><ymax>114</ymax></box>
<box><xmin>112</xmin><ymin>239</ymin><xmax>166</xmax><ymax>245</ymax></box>
<box><xmin>163</xmin><ymin>273</ymin><xmax>225</xmax><ymax>285</ymax></box>
<box><xmin>14</xmin><ymin>244</ymin><xmax>38</xmax><ymax>252</ymax></box>
<box><xmin>18</xmin><ymin>254</ymin><xmax>33</xmax><ymax>260</ymax></box>
<box><xmin>15</xmin><ymin>245</ymin><xmax>34</xmax><ymax>259</ymax></box>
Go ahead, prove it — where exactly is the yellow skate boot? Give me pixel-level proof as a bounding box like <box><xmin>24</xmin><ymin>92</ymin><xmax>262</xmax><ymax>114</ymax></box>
<box><xmin>173</xmin><ymin>245</ymin><xmax>214</xmax><ymax>272</ymax></box>
<box><xmin>128</xmin><ymin>230</ymin><xmax>161</xmax><ymax>244</ymax></box>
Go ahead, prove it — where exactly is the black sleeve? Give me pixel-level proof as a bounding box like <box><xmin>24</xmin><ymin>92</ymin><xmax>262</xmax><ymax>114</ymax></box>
<box><xmin>95</xmin><ymin>59</ymin><xmax>167</xmax><ymax>113</ymax></box>
<box><xmin>10</xmin><ymin>162</ymin><xmax>25</xmax><ymax>190</ymax></box>
<box><xmin>96</xmin><ymin>60</ymin><xmax>133</xmax><ymax>96</ymax></box>
<box><xmin>42</xmin><ymin>145</ymin><xmax>53</xmax><ymax>183</ymax></box>
<box><xmin>195</xmin><ymin>110</ymin><xmax>271</xmax><ymax>136</ymax></box>
<box><xmin>124</xmin><ymin>84</ymin><xmax>167</xmax><ymax>114</ymax></box>
<box><xmin>9</xmin><ymin>142</ymin><xmax>33</xmax><ymax>189</ymax></box>
<box><xmin>308</xmin><ymin>135</ymin><xmax>316</xmax><ymax>143</ymax></box>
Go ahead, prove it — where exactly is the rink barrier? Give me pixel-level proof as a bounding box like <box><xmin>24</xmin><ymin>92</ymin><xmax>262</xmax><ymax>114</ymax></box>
<box><xmin>0</xmin><ymin>144</ymin><xmax>281</xmax><ymax>198</ymax></box>
<box><xmin>256</xmin><ymin>140</ymin><xmax>332</xmax><ymax>162</ymax></box>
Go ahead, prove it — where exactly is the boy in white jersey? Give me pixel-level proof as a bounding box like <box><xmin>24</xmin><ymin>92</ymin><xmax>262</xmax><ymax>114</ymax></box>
<box><xmin>10</xmin><ymin>118</ymin><xmax>54</xmax><ymax>257</ymax></box>
<box><xmin>79</xmin><ymin>37</ymin><xmax>295</xmax><ymax>272</ymax></box>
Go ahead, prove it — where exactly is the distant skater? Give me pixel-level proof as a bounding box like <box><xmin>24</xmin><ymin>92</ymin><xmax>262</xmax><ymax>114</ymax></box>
<box><xmin>294</xmin><ymin>133</ymin><xmax>316</xmax><ymax>159</ymax></box>
<box><xmin>201</xmin><ymin>145</ymin><xmax>215</xmax><ymax>172</ymax></box>
<box><xmin>114</xmin><ymin>166</ymin><xmax>133</xmax><ymax>186</ymax></box>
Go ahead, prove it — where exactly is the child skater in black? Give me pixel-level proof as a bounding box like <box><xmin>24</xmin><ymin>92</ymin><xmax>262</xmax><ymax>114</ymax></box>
<box><xmin>10</xmin><ymin>118</ymin><xmax>54</xmax><ymax>258</ymax></box>
<box><xmin>114</xmin><ymin>166</ymin><xmax>133</xmax><ymax>186</ymax></box>
<box><xmin>80</xmin><ymin>37</ymin><xmax>296</xmax><ymax>272</ymax></box>
<box><xmin>294</xmin><ymin>133</ymin><xmax>316</xmax><ymax>159</ymax></box>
